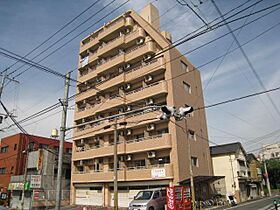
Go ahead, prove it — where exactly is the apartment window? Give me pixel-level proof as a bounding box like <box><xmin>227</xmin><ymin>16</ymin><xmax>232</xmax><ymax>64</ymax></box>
<box><xmin>238</xmin><ymin>160</ymin><xmax>246</xmax><ymax>167</ymax></box>
<box><xmin>181</xmin><ymin>61</ymin><xmax>189</xmax><ymax>72</ymax></box>
<box><xmin>14</xmin><ymin>144</ymin><xmax>17</xmax><ymax>151</ymax></box>
<box><xmin>191</xmin><ymin>157</ymin><xmax>198</xmax><ymax>167</ymax></box>
<box><xmin>183</xmin><ymin>81</ymin><xmax>191</xmax><ymax>94</ymax></box>
<box><xmin>188</xmin><ymin>129</ymin><xmax>196</xmax><ymax>141</ymax></box>
<box><xmin>0</xmin><ymin>146</ymin><xmax>8</xmax><ymax>153</ymax></box>
<box><xmin>10</xmin><ymin>166</ymin><xmax>14</xmax><ymax>174</ymax></box>
<box><xmin>0</xmin><ymin>168</ymin><xmax>6</xmax><ymax>174</ymax></box>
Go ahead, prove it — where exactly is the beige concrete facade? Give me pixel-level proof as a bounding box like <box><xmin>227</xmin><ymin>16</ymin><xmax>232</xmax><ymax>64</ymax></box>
<box><xmin>71</xmin><ymin>4</ymin><xmax>212</xmax><ymax>207</ymax></box>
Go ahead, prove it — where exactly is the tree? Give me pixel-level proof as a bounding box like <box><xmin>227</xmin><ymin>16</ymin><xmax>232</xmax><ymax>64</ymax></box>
<box><xmin>265</xmin><ymin>159</ymin><xmax>280</xmax><ymax>189</ymax></box>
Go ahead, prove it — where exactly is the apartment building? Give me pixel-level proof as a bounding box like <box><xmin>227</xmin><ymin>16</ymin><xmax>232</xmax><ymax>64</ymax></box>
<box><xmin>71</xmin><ymin>4</ymin><xmax>212</xmax><ymax>207</ymax></box>
<box><xmin>0</xmin><ymin>133</ymin><xmax>72</xmax><ymax>192</ymax></box>
<box><xmin>259</xmin><ymin>143</ymin><xmax>280</xmax><ymax>160</ymax></box>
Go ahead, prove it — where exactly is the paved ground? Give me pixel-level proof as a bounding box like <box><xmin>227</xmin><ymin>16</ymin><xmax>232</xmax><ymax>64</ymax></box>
<box><xmin>215</xmin><ymin>195</ymin><xmax>280</xmax><ymax>210</ymax></box>
<box><xmin>28</xmin><ymin>195</ymin><xmax>280</xmax><ymax>210</ymax></box>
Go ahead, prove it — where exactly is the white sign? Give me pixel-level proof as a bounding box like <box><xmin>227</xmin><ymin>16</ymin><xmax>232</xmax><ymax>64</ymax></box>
<box><xmin>30</xmin><ymin>175</ymin><xmax>42</xmax><ymax>189</ymax></box>
<box><xmin>151</xmin><ymin>168</ymin><xmax>166</xmax><ymax>178</ymax></box>
<box><xmin>80</xmin><ymin>56</ymin><xmax>89</xmax><ymax>67</ymax></box>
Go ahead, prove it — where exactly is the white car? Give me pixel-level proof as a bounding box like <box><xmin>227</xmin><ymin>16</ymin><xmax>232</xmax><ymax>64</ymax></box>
<box><xmin>129</xmin><ymin>188</ymin><xmax>166</xmax><ymax>210</ymax></box>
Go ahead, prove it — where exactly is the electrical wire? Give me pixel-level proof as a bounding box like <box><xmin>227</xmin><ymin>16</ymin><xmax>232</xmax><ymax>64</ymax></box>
<box><xmin>211</xmin><ymin>0</ymin><xmax>280</xmax><ymax>119</ymax></box>
<box><xmin>2</xmin><ymin>10</ymin><xmax>279</xmax><ymax>133</ymax></box>
<box><xmin>10</xmin><ymin>0</ymin><xmax>131</xmax><ymax>79</ymax></box>
<box><xmin>0</xmin><ymin>0</ymin><xmax>102</xmax><ymax>74</ymax></box>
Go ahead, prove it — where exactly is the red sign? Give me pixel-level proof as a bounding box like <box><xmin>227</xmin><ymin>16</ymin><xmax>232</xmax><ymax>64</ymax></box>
<box><xmin>166</xmin><ymin>187</ymin><xmax>176</xmax><ymax>210</ymax></box>
<box><xmin>166</xmin><ymin>186</ymin><xmax>192</xmax><ymax>210</ymax></box>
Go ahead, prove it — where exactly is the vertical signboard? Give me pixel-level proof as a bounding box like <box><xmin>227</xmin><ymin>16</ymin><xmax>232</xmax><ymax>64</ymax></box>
<box><xmin>166</xmin><ymin>186</ymin><xmax>176</xmax><ymax>210</ymax></box>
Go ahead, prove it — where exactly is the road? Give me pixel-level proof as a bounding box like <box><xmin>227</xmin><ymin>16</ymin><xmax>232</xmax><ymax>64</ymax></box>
<box><xmin>223</xmin><ymin>195</ymin><xmax>280</xmax><ymax>210</ymax></box>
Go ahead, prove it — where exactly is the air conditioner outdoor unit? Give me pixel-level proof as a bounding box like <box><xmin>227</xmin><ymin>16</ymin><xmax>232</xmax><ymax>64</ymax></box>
<box><xmin>136</xmin><ymin>38</ymin><xmax>144</xmax><ymax>45</ymax></box>
<box><xmin>147</xmin><ymin>123</ymin><xmax>155</xmax><ymax>131</ymax></box>
<box><xmin>80</xmin><ymin>139</ymin><xmax>85</xmax><ymax>145</ymax></box>
<box><xmin>144</xmin><ymin>75</ymin><xmax>153</xmax><ymax>82</ymax></box>
<box><xmin>95</xmin><ymin>95</ymin><xmax>101</xmax><ymax>101</ymax></box>
<box><xmin>81</xmin><ymin>118</ymin><xmax>85</xmax><ymax>123</ymax></box>
<box><xmin>124</xmin><ymin>63</ymin><xmax>131</xmax><ymax>69</ymax></box>
<box><xmin>119</xmin><ymin>66</ymin><xmax>124</xmax><ymax>73</ymax></box>
<box><xmin>126</xmin><ymin>105</ymin><xmax>132</xmax><ymax>111</ymax></box>
<box><xmin>124</xmin><ymin>83</ymin><xmax>131</xmax><ymax>90</ymax></box>
<box><xmin>79</xmin><ymin>160</ymin><xmax>84</xmax><ymax>166</ymax></box>
<box><xmin>82</xmin><ymin>100</ymin><xmax>86</xmax><ymax>104</ymax></box>
<box><xmin>146</xmin><ymin>98</ymin><xmax>154</xmax><ymax>105</ymax></box>
<box><xmin>96</xmin><ymin>76</ymin><xmax>102</xmax><ymax>82</ymax></box>
<box><xmin>143</xmin><ymin>54</ymin><xmax>152</xmax><ymax>62</ymax></box>
<box><xmin>126</xmin><ymin>154</ymin><xmax>132</xmax><ymax>161</ymax></box>
<box><xmin>147</xmin><ymin>151</ymin><xmax>156</xmax><ymax>158</ymax></box>
<box><xmin>125</xmin><ymin>129</ymin><xmax>132</xmax><ymax>136</ymax></box>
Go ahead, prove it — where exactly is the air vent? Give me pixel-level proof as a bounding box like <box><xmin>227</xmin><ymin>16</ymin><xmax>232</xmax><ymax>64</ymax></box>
<box><xmin>136</xmin><ymin>38</ymin><xmax>145</xmax><ymax>45</ymax></box>
<box><xmin>125</xmin><ymin>129</ymin><xmax>132</xmax><ymax>136</ymax></box>
<box><xmin>143</xmin><ymin>54</ymin><xmax>152</xmax><ymax>62</ymax></box>
<box><xmin>147</xmin><ymin>151</ymin><xmax>156</xmax><ymax>158</ymax></box>
<box><xmin>126</xmin><ymin>154</ymin><xmax>132</xmax><ymax>161</ymax></box>
<box><xmin>145</xmin><ymin>98</ymin><xmax>154</xmax><ymax>105</ymax></box>
<box><xmin>147</xmin><ymin>123</ymin><xmax>155</xmax><ymax>131</ymax></box>
<box><xmin>144</xmin><ymin>75</ymin><xmax>153</xmax><ymax>82</ymax></box>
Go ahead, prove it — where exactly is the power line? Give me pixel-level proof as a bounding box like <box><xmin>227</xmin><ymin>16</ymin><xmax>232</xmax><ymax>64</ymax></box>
<box><xmin>176</xmin><ymin>0</ymin><xmax>208</xmax><ymax>26</ymax></box>
<box><xmin>1</xmin><ymin>0</ymin><xmax>102</xmax><ymax>74</ymax></box>
<box><xmin>211</xmin><ymin>0</ymin><xmax>280</xmax><ymax>119</ymax></box>
<box><xmin>196</xmin><ymin>85</ymin><xmax>280</xmax><ymax>111</ymax></box>
<box><xmin>2</xmin><ymin>7</ymin><xmax>279</xmax><ymax>133</ymax></box>
<box><xmin>10</xmin><ymin>0</ymin><xmax>131</xmax><ymax>79</ymax></box>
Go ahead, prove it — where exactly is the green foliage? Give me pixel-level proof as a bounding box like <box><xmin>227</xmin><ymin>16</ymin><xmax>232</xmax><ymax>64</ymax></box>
<box><xmin>265</xmin><ymin>159</ymin><xmax>280</xmax><ymax>189</ymax></box>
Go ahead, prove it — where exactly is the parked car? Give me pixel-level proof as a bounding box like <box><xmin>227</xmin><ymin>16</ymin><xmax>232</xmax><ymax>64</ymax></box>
<box><xmin>129</xmin><ymin>188</ymin><xmax>166</xmax><ymax>210</ymax></box>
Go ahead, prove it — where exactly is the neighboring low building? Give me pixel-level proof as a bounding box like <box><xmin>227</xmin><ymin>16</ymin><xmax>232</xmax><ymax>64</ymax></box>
<box><xmin>259</xmin><ymin>143</ymin><xmax>280</xmax><ymax>160</ymax></box>
<box><xmin>246</xmin><ymin>153</ymin><xmax>264</xmax><ymax>198</ymax></box>
<box><xmin>210</xmin><ymin>142</ymin><xmax>250</xmax><ymax>203</ymax></box>
<box><xmin>0</xmin><ymin>133</ymin><xmax>72</xmax><ymax>192</ymax></box>
<box><xmin>9</xmin><ymin>149</ymin><xmax>71</xmax><ymax>209</ymax></box>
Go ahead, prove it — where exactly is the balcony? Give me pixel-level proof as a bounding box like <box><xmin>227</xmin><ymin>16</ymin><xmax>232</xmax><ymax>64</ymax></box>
<box><xmin>73</xmin><ymin>110</ymin><xmax>160</xmax><ymax>141</ymax></box>
<box><xmin>79</xmin><ymin>17</ymin><xmax>127</xmax><ymax>54</ymax></box>
<box><xmin>75</xmin><ymin>57</ymin><xmax>165</xmax><ymax>103</ymax></box>
<box><xmin>72</xmin><ymin>163</ymin><xmax>174</xmax><ymax>183</ymax></box>
<box><xmin>74</xmin><ymin>80</ymin><xmax>167</xmax><ymax>121</ymax></box>
<box><xmin>98</xmin><ymin>28</ymin><xmax>146</xmax><ymax>57</ymax></box>
<box><xmin>78</xmin><ymin>41</ymin><xmax>157</xmax><ymax>83</ymax></box>
<box><xmin>125</xmin><ymin>81</ymin><xmax>168</xmax><ymax>102</ymax></box>
<box><xmin>72</xmin><ymin>133</ymin><xmax>171</xmax><ymax>159</ymax></box>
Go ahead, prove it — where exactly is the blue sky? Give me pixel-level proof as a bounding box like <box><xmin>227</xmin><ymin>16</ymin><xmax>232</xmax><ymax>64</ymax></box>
<box><xmin>0</xmin><ymin>0</ymin><xmax>280</xmax><ymax>155</ymax></box>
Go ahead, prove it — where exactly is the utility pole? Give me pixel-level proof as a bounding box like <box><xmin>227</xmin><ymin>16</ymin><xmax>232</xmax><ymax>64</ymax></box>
<box><xmin>263</xmin><ymin>156</ymin><xmax>272</xmax><ymax>197</ymax></box>
<box><xmin>55</xmin><ymin>72</ymin><xmax>71</xmax><ymax>210</ymax></box>
<box><xmin>188</xmin><ymin>138</ymin><xmax>196</xmax><ymax>210</ymax></box>
<box><xmin>113</xmin><ymin>118</ymin><xmax>118</xmax><ymax>210</ymax></box>
<box><xmin>185</xmin><ymin>119</ymin><xmax>196</xmax><ymax>210</ymax></box>
<box><xmin>21</xmin><ymin>144</ymin><xmax>29</xmax><ymax>210</ymax></box>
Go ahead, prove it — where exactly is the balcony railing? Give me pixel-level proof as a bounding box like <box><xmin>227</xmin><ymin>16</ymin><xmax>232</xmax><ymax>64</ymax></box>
<box><xmin>76</xmin><ymin>80</ymin><xmax>165</xmax><ymax>117</ymax></box>
<box><xmin>73</xmin><ymin>163</ymin><xmax>170</xmax><ymax>174</ymax></box>
<box><xmin>75</xmin><ymin>133</ymin><xmax>166</xmax><ymax>152</ymax></box>
<box><xmin>81</xmin><ymin>18</ymin><xmax>124</xmax><ymax>47</ymax></box>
